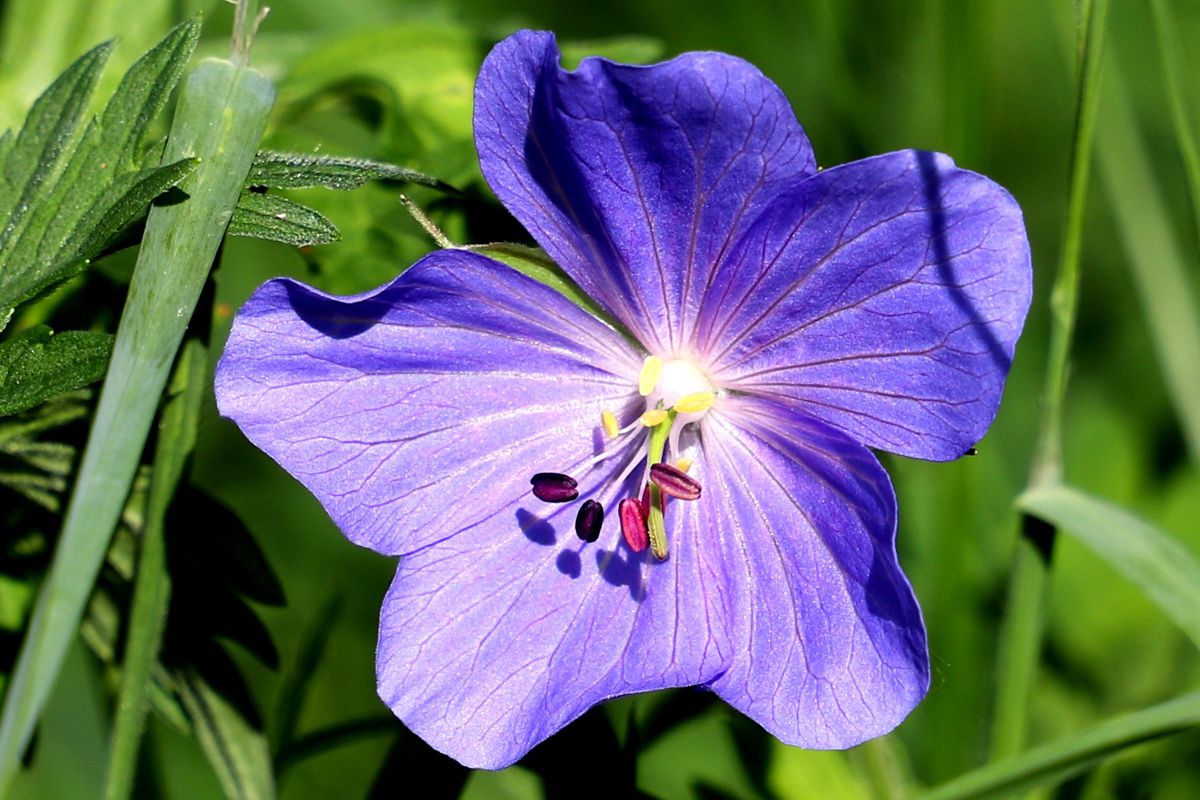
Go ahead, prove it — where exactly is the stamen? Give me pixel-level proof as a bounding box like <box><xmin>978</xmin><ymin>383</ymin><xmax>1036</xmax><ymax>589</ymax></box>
<box><xmin>530</xmin><ymin>472</ymin><xmax>578</xmax><ymax>503</ymax></box>
<box><xmin>574</xmin><ymin>499</ymin><xmax>603</xmax><ymax>542</ymax></box>
<box><xmin>673</xmin><ymin>391</ymin><xmax>715</xmax><ymax>413</ymax></box>
<box><xmin>640</xmin><ymin>409</ymin><xmax>668</xmax><ymax>427</ymax></box>
<box><xmin>618</xmin><ymin>498</ymin><xmax>648</xmax><ymax>552</ymax></box>
<box><xmin>650</xmin><ymin>462</ymin><xmax>702</xmax><ymax>500</ymax></box>
<box><xmin>638</xmin><ymin>355</ymin><xmax>662</xmax><ymax>396</ymax></box>
<box><xmin>601</xmin><ymin>409</ymin><xmax>620</xmax><ymax>438</ymax></box>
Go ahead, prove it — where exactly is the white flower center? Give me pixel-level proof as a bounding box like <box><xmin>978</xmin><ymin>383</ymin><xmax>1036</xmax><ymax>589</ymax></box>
<box><xmin>645</xmin><ymin>357</ymin><xmax>716</xmax><ymax>427</ymax></box>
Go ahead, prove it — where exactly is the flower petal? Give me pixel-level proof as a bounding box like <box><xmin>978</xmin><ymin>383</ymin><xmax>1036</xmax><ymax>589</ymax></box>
<box><xmin>699</xmin><ymin>396</ymin><xmax>929</xmax><ymax>747</ymax></box>
<box><xmin>474</xmin><ymin>30</ymin><xmax>817</xmax><ymax>354</ymax></box>
<box><xmin>376</xmin><ymin>457</ymin><xmax>733</xmax><ymax>768</ymax></box>
<box><xmin>700</xmin><ymin>150</ymin><xmax>1032</xmax><ymax>460</ymax></box>
<box><xmin>214</xmin><ymin>249</ymin><xmax>641</xmax><ymax>557</ymax></box>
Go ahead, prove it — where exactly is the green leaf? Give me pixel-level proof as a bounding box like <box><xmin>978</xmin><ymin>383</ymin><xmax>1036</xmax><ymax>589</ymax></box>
<box><xmin>0</xmin><ymin>42</ymin><xmax>112</xmax><ymax>250</ymax></box>
<box><xmin>229</xmin><ymin>191</ymin><xmax>339</xmax><ymax>247</ymax></box>
<box><xmin>0</xmin><ymin>19</ymin><xmax>202</xmax><ymax>311</ymax></box>
<box><xmin>0</xmin><ymin>326</ymin><xmax>111</xmax><ymax>416</ymax></box>
<box><xmin>1018</xmin><ymin>485</ymin><xmax>1200</xmax><ymax>650</ymax></box>
<box><xmin>246</xmin><ymin>150</ymin><xmax>451</xmax><ymax>191</ymax></box>
<box><xmin>176</xmin><ymin>667</ymin><xmax>276</xmax><ymax>800</ymax></box>
<box><xmin>915</xmin><ymin>692</ymin><xmax>1200</xmax><ymax>800</ymax></box>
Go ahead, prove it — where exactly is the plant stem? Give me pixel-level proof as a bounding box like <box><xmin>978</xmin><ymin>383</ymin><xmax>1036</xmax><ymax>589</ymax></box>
<box><xmin>988</xmin><ymin>0</ymin><xmax>1109</xmax><ymax>762</ymax></box>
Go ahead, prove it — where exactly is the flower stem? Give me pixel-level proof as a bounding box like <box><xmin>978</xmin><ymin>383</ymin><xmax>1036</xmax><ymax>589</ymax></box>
<box><xmin>0</xmin><ymin>46</ymin><xmax>274</xmax><ymax>794</ymax></box>
<box><xmin>989</xmin><ymin>0</ymin><xmax>1109</xmax><ymax>763</ymax></box>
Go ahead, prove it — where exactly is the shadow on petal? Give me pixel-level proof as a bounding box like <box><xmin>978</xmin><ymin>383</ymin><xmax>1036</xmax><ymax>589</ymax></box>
<box><xmin>595</xmin><ymin>547</ymin><xmax>645</xmax><ymax>602</ymax></box>
<box><xmin>285</xmin><ymin>281</ymin><xmax>391</xmax><ymax>339</ymax></box>
<box><xmin>555</xmin><ymin>548</ymin><xmax>582</xmax><ymax>578</ymax></box>
<box><xmin>917</xmin><ymin>150</ymin><xmax>1011</xmax><ymax>376</ymax></box>
<box><xmin>517</xmin><ymin>508</ymin><xmax>557</xmax><ymax>546</ymax></box>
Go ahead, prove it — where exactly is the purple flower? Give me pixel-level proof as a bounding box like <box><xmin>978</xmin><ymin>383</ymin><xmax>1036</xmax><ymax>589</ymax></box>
<box><xmin>215</xmin><ymin>30</ymin><xmax>1031</xmax><ymax>768</ymax></box>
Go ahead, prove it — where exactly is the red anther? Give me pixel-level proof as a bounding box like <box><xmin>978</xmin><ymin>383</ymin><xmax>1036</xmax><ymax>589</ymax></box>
<box><xmin>618</xmin><ymin>498</ymin><xmax>648</xmax><ymax>552</ymax></box>
<box><xmin>649</xmin><ymin>462</ymin><xmax>702</xmax><ymax>500</ymax></box>
<box><xmin>530</xmin><ymin>472</ymin><xmax>578</xmax><ymax>503</ymax></box>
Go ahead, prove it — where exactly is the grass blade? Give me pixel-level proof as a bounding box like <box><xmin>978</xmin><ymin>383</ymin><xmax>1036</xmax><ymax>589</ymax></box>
<box><xmin>916</xmin><ymin>692</ymin><xmax>1200</xmax><ymax>800</ymax></box>
<box><xmin>1148</xmin><ymin>0</ymin><xmax>1200</xmax><ymax>247</ymax></box>
<box><xmin>103</xmin><ymin>340</ymin><xmax>207</xmax><ymax>800</ymax></box>
<box><xmin>1094</xmin><ymin>55</ymin><xmax>1200</xmax><ymax>464</ymax></box>
<box><xmin>1019</xmin><ymin>484</ymin><xmax>1200</xmax><ymax>650</ymax></box>
<box><xmin>0</xmin><ymin>45</ymin><xmax>274</xmax><ymax>795</ymax></box>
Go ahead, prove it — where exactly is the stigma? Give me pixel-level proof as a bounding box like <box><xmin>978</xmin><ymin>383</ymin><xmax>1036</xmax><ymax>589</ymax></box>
<box><xmin>526</xmin><ymin>354</ymin><xmax>719</xmax><ymax>562</ymax></box>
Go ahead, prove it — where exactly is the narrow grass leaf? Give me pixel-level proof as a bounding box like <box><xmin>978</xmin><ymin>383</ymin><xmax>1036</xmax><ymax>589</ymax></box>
<box><xmin>916</xmin><ymin>692</ymin><xmax>1200</xmax><ymax>800</ymax></box>
<box><xmin>0</xmin><ymin>326</ymin><xmax>111</xmax><ymax>416</ymax></box>
<box><xmin>1148</xmin><ymin>0</ymin><xmax>1200</xmax><ymax>246</ymax></box>
<box><xmin>229</xmin><ymin>192</ymin><xmax>339</xmax><ymax>247</ymax></box>
<box><xmin>270</xmin><ymin>594</ymin><xmax>342</xmax><ymax>759</ymax></box>
<box><xmin>177</xmin><ymin>667</ymin><xmax>276</xmax><ymax>800</ymax></box>
<box><xmin>247</xmin><ymin>151</ymin><xmax>452</xmax><ymax>191</ymax></box>
<box><xmin>0</xmin><ymin>48</ymin><xmax>274</xmax><ymax>793</ymax></box>
<box><xmin>104</xmin><ymin>340</ymin><xmax>207</xmax><ymax>800</ymax></box>
<box><xmin>1095</xmin><ymin>58</ymin><xmax>1200</xmax><ymax>464</ymax></box>
<box><xmin>1019</xmin><ymin>484</ymin><xmax>1200</xmax><ymax>650</ymax></box>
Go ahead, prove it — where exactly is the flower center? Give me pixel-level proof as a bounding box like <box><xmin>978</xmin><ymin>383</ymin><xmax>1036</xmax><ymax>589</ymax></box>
<box><xmin>527</xmin><ymin>355</ymin><xmax>719</xmax><ymax>562</ymax></box>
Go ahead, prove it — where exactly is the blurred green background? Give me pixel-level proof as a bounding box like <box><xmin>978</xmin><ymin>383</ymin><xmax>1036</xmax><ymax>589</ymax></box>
<box><xmin>2</xmin><ymin>0</ymin><xmax>1198</xmax><ymax>798</ymax></box>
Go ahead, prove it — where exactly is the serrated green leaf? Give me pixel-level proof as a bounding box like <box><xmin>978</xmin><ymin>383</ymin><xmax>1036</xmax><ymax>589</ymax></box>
<box><xmin>0</xmin><ymin>326</ymin><xmax>112</xmax><ymax>417</ymax></box>
<box><xmin>98</xmin><ymin>17</ymin><xmax>201</xmax><ymax>173</ymax></box>
<box><xmin>177</xmin><ymin>667</ymin><xmax>276</xmax><ymax>800</ymax></box>
<box><xmin>0</xmin><ymin>21</ymin><xmax>201</xmax><ymax>311</ymax></box>
<box><xmin>0</xmin><ymin>41</ymin><xmax>112</xmax><ymax>253</ymax></box>
<box><xmin>247</xmin><ymin>150</ymin><xmax>450</xmax><ymax>191</ymax></box>
<box><xmin>1019</xmin><ymin>484</ymin><xmax>1200</xmax><ymax>650</ymax></box>
<box><xmin>229</xmin><ymin>191</ymin><xmax>339</xmax><ymax>246</ymax></box>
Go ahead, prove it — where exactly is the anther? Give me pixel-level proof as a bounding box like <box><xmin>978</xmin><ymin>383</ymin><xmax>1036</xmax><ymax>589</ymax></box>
<box><xmin>618</xmin><ymin>498</ymin><xmax>648</xmax><ymax>552</ymax></box>
<box><xmin>640</xmin><ymin>409</ymin><xmax>668</xmax><ymax>427</ymax></box>
<box><xmin>574</xmin><ymin>499</ymin><xmax>604</xmax><ymax>542</ymax></box>
<box><xmin>673</xmin><ymin>391</ymin><xmax>715</xmax><ymax>414</ymax></box>
<box><xmin>638</xmin><ymin>355</ymin><xmax>662</xmax><ymax>396</ymax></box>
<box><xmin>530</xmin><ymin>472</ymin><xmax>578</xmax><ymax>503</ymax></box>
<box><xmin>650</xmin><ymin>462</ymin><xmax>702</xmax><ymax>500</ymax></box>
<box><xmin>601</xmin><ymin>410</ymin><xmax>620</xmax><ymax>438</ymax></box>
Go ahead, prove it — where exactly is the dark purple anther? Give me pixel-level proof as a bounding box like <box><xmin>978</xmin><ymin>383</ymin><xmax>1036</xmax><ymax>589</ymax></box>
<box><xmin>574</xmin><ymin>499</ymin><xmax>604</xmax><ymax>542</ymax></box>
<box><xmin>531</xmin><ymin>472</ymin><xmax>578</xmax><ymax>503</ymax></box>
<box><xmin>650</xmin><ymin>462</ymin><xmax>702</xmax><ymax>500</ymax></box>
<box><xmin>619</xmin><ymin>498</ymin><xmax>647</xmax><ymax>552</ymax></box>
